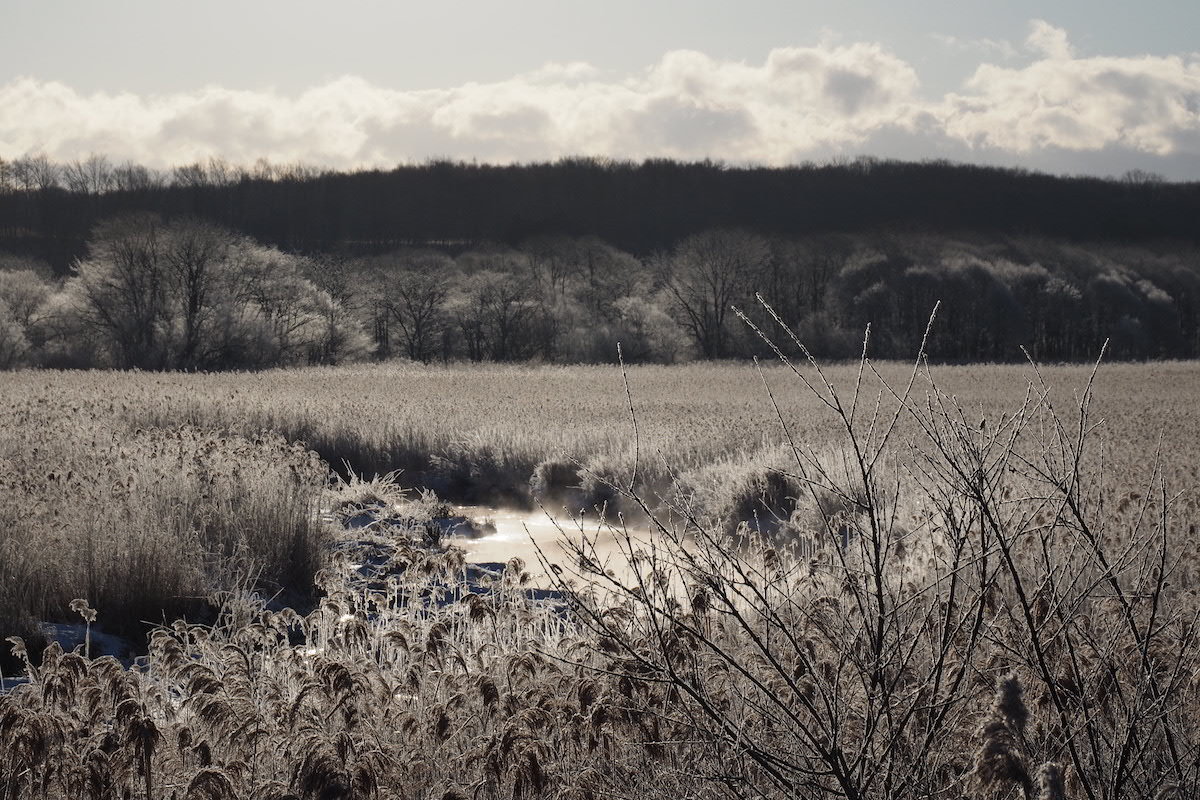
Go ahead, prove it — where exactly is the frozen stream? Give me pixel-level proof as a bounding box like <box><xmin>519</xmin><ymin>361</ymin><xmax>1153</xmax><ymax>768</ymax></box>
<box><xmin>447</xmin><ymin>504</ymin><xmax>665</xmax><ymax>584</ymax></box>
<box><xmin>0</xmin><ymin>502</ymin><xmax>669</xmax><ymax>694</ymax></box>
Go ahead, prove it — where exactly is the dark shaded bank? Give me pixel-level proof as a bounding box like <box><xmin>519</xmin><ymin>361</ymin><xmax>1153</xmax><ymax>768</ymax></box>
<box><xmin>320</xmin><ymin>445</ymin><xmax>629</xmax><ymax>517</ymax></box>
<box><xmin>310</xmin><ymin>439</ymin><xmax>542</xmax><ymax>510</ymax></box>
<box><xmin>316</xmin><ymin>438</ymin><xmax>836</xmax><ymax>549</ymax></box>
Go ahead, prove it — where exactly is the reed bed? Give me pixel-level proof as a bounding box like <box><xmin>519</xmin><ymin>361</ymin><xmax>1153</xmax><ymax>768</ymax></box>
<box><xmin>1</xmin><ymin>360</ymin><xmax>1195</xmax><ymax>510</ymax></box>
<box><xmin>0</xmin><ymin>355</ymin><xmax>1198</xmax><ymax>798</ymax></box>
<box><xmin>0</xmin><ymin>390</ymin><xmax>328</xmax><ymax>652</ymax></box>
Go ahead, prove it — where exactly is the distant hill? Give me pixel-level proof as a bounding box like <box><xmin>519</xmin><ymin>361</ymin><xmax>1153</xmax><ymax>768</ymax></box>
<box><xmin>1</xmin><ymin>156</ymin><xmax>1198</xmax><ymax>273</ymax></box>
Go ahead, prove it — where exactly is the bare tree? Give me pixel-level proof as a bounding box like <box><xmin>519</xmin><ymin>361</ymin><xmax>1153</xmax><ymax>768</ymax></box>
<box><xmin>0</xmin><ymin>267</ymin><xmax>54</xmax><ymax>329</ymax></box>
<box><xmin>160</xmin><ymin>220</ymin><xmax>235</xmax><ymax>368</ymax></box>
<box><xmin>62</xmin><ymin>154</ymin><xmax>114</xmax><ymax>195</ymax></box>
<box><xmin>304</xmin><ymin>254</ymin><xmax>360</xmax><ymax>311</ymax></box>
<box><xmin>0</xmin><ymin>299</ymin><xmax>30</xmax><ymax>368</ymax></box>
<box><xmin>9</xmin><ymin>154</ymin><xmax>60</xmax><ymax>191</ymax></box>
<box><xmin>172</xmin><ymin>162</ymin><xmax>209</xmax><ymax>188</ymax></box>
<box><xmin>447</xmin><ymin>269</ymin><xmax>538</xmax><ymax>361</ymax></box>
<box><xmin>69</xmin><ymin>214</ymin><xmax>169</xmax><ymax>368</ymax></box>
<box><xmin>68</xmin><ymin>216</ymin><xmax>247</xmax><ymax>368</ymax></box>
<box><xmin>205</xmin><ymin>157</ymin><xmax>236</xmax><ymax>187</ymax></box>
<box><xmin>373</xmin><ymin>250</ymin><xmax>454</xmax><ymax>362</ymax></box>
<box><xmin>306</xmin><ymin>290</ymin><xmax>374</xmax><ymax>365</ymax></box>
<box><xmin>656</xmin><ymin>229</ymin><xmax>770</xmax><ymax>358</ymax></box>
<box><xmin>572</xmin><ymin>236</ymin><xmax>645</xmax><ymax>320</ymax></box>
<box><xmin>251</xmin><ymin>158</ymin><xmax>276</xmax><ymax>181</ymax></box>
<box><xmin>232</xmin><ymin>245</ymin><xmax>324</xmax><ymax>364</ymax></box>
<box><xmin>112</xmin><ymin>161</ymin><xmax>165</xmax><ymax>192</ymax></box>
<box><xmin>523</xmin><ymin>235</ymin><xmax>581</xmax><ymax>299</ymax></box>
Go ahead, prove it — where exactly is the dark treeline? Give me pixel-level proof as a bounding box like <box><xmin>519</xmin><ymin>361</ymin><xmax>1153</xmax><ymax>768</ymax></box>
<box><xmin>1</xmin><ymin>216</ymin><xmax>1198</xmax><ymax>369</ymax></box>
<box><xmin>2</xmin><ymin>154</ymin><xmax>1199</xmax><ymax>273</ymax></box>
<box><xmin>0</xmin><ymin>154</ymin><xmax>1198</xmax><ymax>367</ymax></box>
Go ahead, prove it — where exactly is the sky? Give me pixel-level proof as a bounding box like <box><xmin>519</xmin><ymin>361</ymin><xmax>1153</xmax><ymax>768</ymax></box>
<box><xmin>2</xmin><ymin>0</ymin><xmax>1200</xmax><ymax>178</ymax></box>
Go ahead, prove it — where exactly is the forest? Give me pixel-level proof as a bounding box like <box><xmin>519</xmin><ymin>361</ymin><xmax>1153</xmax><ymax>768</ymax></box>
<box><xmin>1</xmin><ymin>154</ymin><xmax>1198</xmax><ymax>368</ymax></box>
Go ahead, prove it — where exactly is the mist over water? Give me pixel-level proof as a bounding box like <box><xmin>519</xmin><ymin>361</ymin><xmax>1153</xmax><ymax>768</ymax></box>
<box><xmin>449</xmin><ymin>504</ymin><xmax>663</xmax><ymax>585</ymax></box>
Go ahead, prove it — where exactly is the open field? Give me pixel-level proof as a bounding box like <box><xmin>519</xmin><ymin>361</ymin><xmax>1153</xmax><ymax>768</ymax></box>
<box><xmin>2</xmin><ymin>360</ymin><xmax>1198</xmax><ymax>635</ymax></box>
<box><xmin>2</xmin><ymin>358</ymin><xmax>1200</xmax><ymax>798</ymax></box>
<box><xmin>6</xmin><ymin>359</ymin><xmax>1200</xmax><ymax>499</ymax></box>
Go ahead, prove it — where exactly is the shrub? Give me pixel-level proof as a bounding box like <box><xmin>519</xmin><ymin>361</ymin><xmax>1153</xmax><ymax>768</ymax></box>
<box><xmin>530</xmin><ymin>458</ymin><xmax>584</xmax><ymax>510</ymax></box>
<box><xmin>549</xmin><ymin>303</ymin><xmax>1199</xmax><ymax>799</ymax></box>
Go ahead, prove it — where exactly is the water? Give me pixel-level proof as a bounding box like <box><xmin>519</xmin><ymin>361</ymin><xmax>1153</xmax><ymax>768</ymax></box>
<box><xmin>448</xmin><ymin>504</ymin><xmax>662</xmax><ymax>584</ymax></box>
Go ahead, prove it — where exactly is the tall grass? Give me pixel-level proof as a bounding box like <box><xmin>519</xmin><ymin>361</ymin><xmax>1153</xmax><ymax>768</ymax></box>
<box><xmin>0</xmin><ymin>359</ymin><xmax>1196</xmax><ymax>641</ymax></box>
<box><xmin>0</xmin><ymin>392</ymin><xmax>327</xmax><ymax>648</ymax></box>
<box><xmin>546</xmin><ymin>309</ymin><xmax>1200</xmax><ymax>799</ymax></box>
<box><xmin>2</xmin><ymin>360</ymin><xmax>1196</xmax><ymax>514</ymax></box>
<box><xmin>0</xmin><ymin>346</ymin><xmax>1197</xmax><ymax>797</ymax></box>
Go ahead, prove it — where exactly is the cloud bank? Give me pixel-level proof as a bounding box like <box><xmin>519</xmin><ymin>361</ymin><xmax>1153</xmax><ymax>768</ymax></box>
<box><xmin>2</xmin><ymin>21</ymin><xmax>1198</xmax><ymax>178</ymax></box>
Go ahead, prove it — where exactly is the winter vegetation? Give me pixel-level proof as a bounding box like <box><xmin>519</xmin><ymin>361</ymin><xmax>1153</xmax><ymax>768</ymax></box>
<box><xmin>2</xmin><ymin>156</ymin><xmax>1199</xmax><ymax>798</ymax></box>
<box><xmin>3</xmin><ymin>212</ymin><xmax>1200</xmax><ymax>370</ymax></box>
<box><xmin>1</xmin><ymin>156</ymin><xmax>1200</xmax><ymax>368</ymax></box>
<box><xmin>1</xmin><ymin>342</ymin><xmax>1199</xmax><ymax>797</ymax></box>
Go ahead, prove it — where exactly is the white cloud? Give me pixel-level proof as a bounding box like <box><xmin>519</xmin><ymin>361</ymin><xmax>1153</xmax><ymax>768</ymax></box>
<box><xmin>1026</xmin><ymin>20</ymin><xmax>1074</xmax><ymax>61</ymax></box>
<box><xmin>0</xmin><ymin>42</ymin><xmax>922</xmax><ymax>168</ymax></box>
<box><xmin>1</xmin><ymin>23</ymin><xmax>1199</xmax><ymax>177</ymax></box>
<box><xmin>940</xmin><ymin>51</ymin><xmax>1200</xmax><ymax>155</ymax></box>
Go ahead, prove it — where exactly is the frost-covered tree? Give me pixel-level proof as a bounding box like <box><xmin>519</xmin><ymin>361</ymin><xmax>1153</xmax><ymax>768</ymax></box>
<box><xmin>58</xmin><ymin>215</ymin><xmax>371</xmax><ymax>369</ymax></box>
<box><xmin>374</xmin><ymin>250</ymin><xmax>455</xmax><ymax>362</ymax></box>
<box><xmin>657</xmin><ymin>229</ymin><xmax>770</xmax><ymax>359</ymax></box>
<box><xmin>0</xmin><ymin>264</ymin><xmax>54</xmax><ymax>329</ymax></box>
<box><xmin>67</xmin><ymin>214</ymin><xmax>171</xmax><ymax>368</ymax></box>
<box><xmin>0</xmin><ymin>299</ymin><xmax>30</xmax><ymax>369</ymax></box>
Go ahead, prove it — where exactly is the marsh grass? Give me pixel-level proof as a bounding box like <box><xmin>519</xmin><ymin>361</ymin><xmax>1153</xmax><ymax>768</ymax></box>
<box><xmin>540</xmin><ymin>304</ymin><xmax>1200</xmax><ymax>799</ymax></box>
<box><xmin>1</xmin><ymin>531</ymin><xmax>630</xmax><ymax>799</ymax></box>
<box><xmin>4</xmin><ymin>360</ymin><xmax>1195</xmax><ymax>517</ymax></box>
<box><xmin>0</xmin><ymin>353</ymin><xmax>1198</xmax><ymax>798</ymax></box>
<box><xmin>0</xmin><ymin>397</ymin><xmax>328</xmax><ymax>652</ymax></box>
